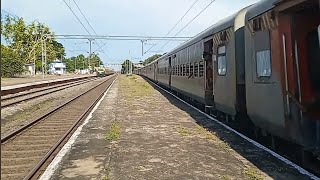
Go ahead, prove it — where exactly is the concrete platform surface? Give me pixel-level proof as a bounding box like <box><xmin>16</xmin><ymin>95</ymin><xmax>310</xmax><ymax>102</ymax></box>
<box><xmin>42</xmin><ymin>75</ymin><xmax>311</xmax><ymax>180</ymax></box>
<box><xmin>1</xmin><ymin>74</ymin><xmax>95</xmax><ymax>89</ymax></box>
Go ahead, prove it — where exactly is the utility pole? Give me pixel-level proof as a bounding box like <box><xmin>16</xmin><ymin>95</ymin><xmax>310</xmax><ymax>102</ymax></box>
<box><xmin>141</xmin><ymin>40</ymin><xmax>146</xmax><ymax>56</ymax></box>
<box><xmin>33</xmin><ymin>50</ymin><xmax>36</xmax><ymax>76</ymax></box>
<box><xmin>44</xmin><ymin>36</ymin><xmax>47</xmax><ymax>76</ymax></box>
<box><xmin>41</xmin><ymin>35</ymin><xmax>44</xmax><ymax>79</ymax></box>
<box><xmin>83</xmin><ymin>57</ymin><xmax>85</xmax><ymax>70</ymax></box>
<box><xmin>75</xmin><ymin>57</ymin><xmax>77</xmax><ymax>73</ymax></box>
<box><xmin>88</xmin><ymin>38</ymin><xmax>93</xmax><ymax>73</ymax></box>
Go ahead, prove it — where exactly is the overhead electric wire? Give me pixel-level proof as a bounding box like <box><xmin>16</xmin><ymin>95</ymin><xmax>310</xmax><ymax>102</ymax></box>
<box><xmin>144</xmin><ymin>0</ymin><xmax>200</xmax><ymax>54</ymax></box>
<box><xmin>62</xmin><ymin>0</ymin><xmax>110</xmax><ymax>60</ymax></box>
<box><xmin>1</xmin><ymin>9</ymin><xmax>19</xmax><ymax>18</ymax></box>
<box><xmin>62</xmin><ymin>0</ymin><xmax>92</xmax><ymax>36</ymax></box>
<box><xmin>158</xmin><ymin>0</ymin><xmax>217</xmax><ymax>52</ymax></box>
<box><xmin>71</xmin><ymin>0</ymin><xmax>109</xmax><ymax>55</ymax></box>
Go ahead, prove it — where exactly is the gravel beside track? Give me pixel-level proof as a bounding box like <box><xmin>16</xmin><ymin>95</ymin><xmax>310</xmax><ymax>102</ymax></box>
<box><xmin>1</xmin><ymin>76</ymin><xmax>112</xmax><ymax>137</ymax></box>
<box><xmin>1</xmin><ymin>75</ymin><xmax>117</xmax><ymax>180</ymax></box>
<box><xmin>1</xmin><ymin>77</ymin><xmax>100</xmax><ymax>108</ymax></box>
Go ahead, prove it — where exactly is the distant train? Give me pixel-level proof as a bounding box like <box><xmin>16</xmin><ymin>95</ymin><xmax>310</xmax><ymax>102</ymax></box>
<box><xmin>95</xmin><ymin>67</ymin><xmax>113</xmax><ymax>77</ymax></box>
<box><xmin>135</xmin><ymin>0</ymin><xmax>320</xmax><ymax>170</ymax></box>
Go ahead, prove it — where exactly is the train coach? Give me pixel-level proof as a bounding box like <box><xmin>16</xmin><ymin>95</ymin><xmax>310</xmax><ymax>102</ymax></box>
<box><xmin>136</xmin><ymin>0</ymin><xmax>320</xmax><ymax>169</ymax></box>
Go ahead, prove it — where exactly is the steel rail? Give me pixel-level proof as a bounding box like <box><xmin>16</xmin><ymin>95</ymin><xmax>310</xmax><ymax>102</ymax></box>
<box><xmin>1</xmin><ymin>74</ymin><xmax>116</xmax><ymax>143</ymax></box>
<box><xmin>23</xmin><ymin>74</ymin><xmax>117</xmax><ymax>180</ymax></box>
<box><xmin>1</xmin><ymin>77</ymin><xmax>98</xmax><ymax>101</ymax></box>
<box><xmin>1</xmin><ymin>77</ymin><xmax>100</xmax><ymax>108</ymax></box>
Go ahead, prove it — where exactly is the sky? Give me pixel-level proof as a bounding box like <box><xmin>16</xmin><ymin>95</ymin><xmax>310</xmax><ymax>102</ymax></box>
<box><xmin>2</xmin><ymin>0</ymin><xmax>259</xmax><ymax>70</ymax></box>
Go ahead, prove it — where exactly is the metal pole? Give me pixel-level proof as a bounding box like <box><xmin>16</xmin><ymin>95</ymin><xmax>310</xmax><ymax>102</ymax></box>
<box><xmin>44</xmin><ymin>37</ymin><xmax>47</xmax><ymax>77</ymax></box>
<box><xmin>41</xmin><ymin>36</ymin><xmax>44</xmax><ymax>79</ymax></box>
<box><xmin>89</xmin><ymin>39</ymin><xmax>92</xmax><ymax>72</ymax></box>
<box><xmin>83</xmin><ymin>57</ymin><xmax>84</xmax><ymax>70</ymax></box>
<box><xmin>75</xmin><ymin>57</ymin><xmax>77</xmax><ymax>73</ymax></box>
<box><xmin>33</xmin><ymin>51</ymin><xmax>36</xmax><ymax>76</ymax></box>
<box><xmin>141</xmin><ymin>40</ymin><xmax>144</xmax><ymax>56</ymax></box>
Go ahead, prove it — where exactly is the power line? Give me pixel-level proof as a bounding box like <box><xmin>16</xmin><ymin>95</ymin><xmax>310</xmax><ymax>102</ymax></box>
<box><xmin>1</xmin><ymin>9</ymin><xmax>19</xmax><ymax>18</ymax></box>
<box><xmin>144</xmin><ymin>0</ymin><xmax>200</xmax><ymax>54</ymax></box>
<box><xmin>73</xmin><ymin>0</ymin><xmax>109</xmax><ymax>57</ymax></box>
<box><xmin>158</xmin><ymin>0</ymin><xmax>216</xmax><ymax>52</ymax></box>
<box><xmin>72</xmin><ymin>0</ymin><xmax>98</xmax><ymax>35</ymax></box>
<box><xmin>71</xmin><ymin>0</ymin><xmax>109</xmax><ymax>54</ymax></box>
<box><xmin>62</xmin><ymin>0</ymin><xmax>110</xmax><ymax>61</ymax></box>
<box><xmin>62</xmin><ymin>0</ymin><xmax>92</xmax><ymax>36</ymax></box>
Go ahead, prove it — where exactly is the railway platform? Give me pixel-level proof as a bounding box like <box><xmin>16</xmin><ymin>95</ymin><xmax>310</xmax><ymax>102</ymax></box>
<box><xmin>41</xmin><ymin>75</ymin><xmax>312</xmax><ymax>180</ymax></box>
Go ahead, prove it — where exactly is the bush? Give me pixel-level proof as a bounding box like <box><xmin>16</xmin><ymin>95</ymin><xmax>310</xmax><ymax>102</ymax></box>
<box><xmin>1</xmin><ymin>45</ymin><xmax>25</xmax><ymax>77</ymax></box>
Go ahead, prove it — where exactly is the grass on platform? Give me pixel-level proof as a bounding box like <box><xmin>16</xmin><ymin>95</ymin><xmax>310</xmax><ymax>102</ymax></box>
<box><xmin>119</xmin><ymin>75</ymin><xmax>153</xmax><ymax>101</ymax></box>
<box><xmin>243</xmin><ymin>167</ymin><xmax>264</xmax><ymax>180</ymax></box>
<box><xmin>176</xmin><ymin>127</ymin><xmax>193</xmax><ymax>136</ymax></box>
<box><xmin>106</xmin><ymin>122</ymin><xmax>121</xmax><ymax>141</ymax></box>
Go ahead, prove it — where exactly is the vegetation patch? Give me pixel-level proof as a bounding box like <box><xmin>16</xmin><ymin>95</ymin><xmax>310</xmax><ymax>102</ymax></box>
<box><xmin>242</xmin><ymin>167</ymin><xmax>264</xmax><ymax>180</ymax></box>
<box><xmin>177</xmin><ymin>127</ymin><xmax>193</xmax><ymax>136</ymax></box>
<box><xmin>106</xmin><ymin>122</ymin><xmax>121</xmax><ymax>141</ymax></box>
<box><xmin>196</xmin><ymin>126</ymin><xmax>232</xmax><ymax>152</ymax></box>
<box><xmin>222</xmin><ymin>175</ymin><xmax>231</xmax><ymax>180</ymax></box>
<box><xmin>119</xmin><ymin>75</ymin><xmax>153</xmax><ymax>101</ymax></box>
<box><xmin>196</xmin><ymin>126</ymin><xmax>218</xmax><ymax>141</ymax></box>
<box><xmin>100</xmin><ymin>176</ymin><xmax>110</xmax><ymax>180</ymax></box>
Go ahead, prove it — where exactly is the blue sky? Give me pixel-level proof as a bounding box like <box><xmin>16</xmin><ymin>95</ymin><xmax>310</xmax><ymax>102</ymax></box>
<box><xmin>2</xmin><ymin>0</ymin><xmax>259</xmax><ymax>70</ymax></box>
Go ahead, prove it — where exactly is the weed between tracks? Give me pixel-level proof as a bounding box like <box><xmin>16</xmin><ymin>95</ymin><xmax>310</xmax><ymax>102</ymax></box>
<box><xmin>106</xmin><ymin>122</ymin><xmax>121</xmax><ymax>141</ymax></box>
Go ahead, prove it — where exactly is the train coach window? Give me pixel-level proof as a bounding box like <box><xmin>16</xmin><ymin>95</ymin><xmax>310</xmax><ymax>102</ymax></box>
<box><xmin>194</xmin><ymin>62</ymin><xmax>198</xmax><ymax>77</ymax></box>
<box><xmin>183</xmin><ymin>64</ymin><xmax>185</xmax><ymax>76</ymax></box>
<box><xmin>256</xmin><ymin>50</ymin><xmax>271</xmax><ymax>77</ymax></box>
<box><xmin>186</xmin><ymin>64</ymin><xmax>190</xmax><ymax>76</ymax></box>
<box><xmin>199</xmin><ymin>61</ymin><xmax>204</xmax><ymax>77</ymax></box>
<box><xmin>190</xmin><ymin>63</ymin><xmax>194</xmax><ymax>77</ymax></box>
<box><xmin>217</xmin><ymin>45</ymin><xmax>227</xmax><ymax>76</ymax></box>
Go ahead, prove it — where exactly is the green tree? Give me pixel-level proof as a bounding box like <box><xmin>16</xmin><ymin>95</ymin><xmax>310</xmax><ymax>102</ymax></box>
<box><xmin>1</xmin><ymin>44</ymin><xmax>26</xmax><ymax>77</ymax></box>
<box><xmin>90</xmin><ymin>53</ymin><xmax>103</xmax><ymax>68</ymax></box>
<box><xmin>121</xmin><ymin>59</ymin><xmax>134</xmax><ymax>74</ymax></box>
<box><xmin>1</xmin><ymin>15</ymin><xmax>65</xmax><ymax>77</ymax></box>
<box><xmin>143</xmin><ymin>54</ymin><xmax>162</xmax><ymax>65</ymax></box>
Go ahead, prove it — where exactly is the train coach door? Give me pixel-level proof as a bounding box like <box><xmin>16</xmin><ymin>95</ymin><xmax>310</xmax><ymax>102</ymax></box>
<box><xmin>169</xmin><ymin>57</ymin><xmax>172</xmax><ymax>87</ymax></box>
<box><xmin>204</xmin><ymin>39</ymin><xmax>214</xmax><ymax>105</ymax></box>
<box><xmin>278</xmin><ymin>1</ymin><xmax>320</xmax><ymax>119</ymax></box>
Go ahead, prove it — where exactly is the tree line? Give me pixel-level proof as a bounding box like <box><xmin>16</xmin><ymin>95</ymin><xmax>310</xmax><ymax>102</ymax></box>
<box><xmin>120</xmin><ymin>54</ymin><xmax>162</xmax><ymax>74</ymax></box>
<box><xmin>1</xmin><ymin>15</ymin><xmax>103</xmax><ymax>77</ymax></box>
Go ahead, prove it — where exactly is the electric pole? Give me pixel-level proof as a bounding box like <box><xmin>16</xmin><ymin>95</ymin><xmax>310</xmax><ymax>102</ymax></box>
<box><xmin>88</xmin><ymin>38</ymin><xmax>93</xmax><ymax>72</ymax></box>
<box><xmin>44</xmin><ymin>36</ymin><xmax>47</xmax><ymax>76</ymax></box>
<box><xmin>41</xmin><ymin>35</ymin><xmax>44</xmax><ymax>78</ymax></box>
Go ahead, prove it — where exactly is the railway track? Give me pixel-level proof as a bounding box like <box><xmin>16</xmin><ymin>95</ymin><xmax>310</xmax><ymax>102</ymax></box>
<box><xmin>1</xmin><ymin>74</ymin><xmax>117</xmax><ymax>180</ymax></box>
<box><xmin>1</xmin><ymin>77</ymin><xmax>100</xmax><ymax>108</ymax></box>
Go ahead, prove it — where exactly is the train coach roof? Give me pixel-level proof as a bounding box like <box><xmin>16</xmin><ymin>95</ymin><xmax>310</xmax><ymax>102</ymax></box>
<box><xmin>246</xmin><ymin>0</ymin><xmax>277</xmax><ymax>20</ymax></box>
<box><xmin>145</xmin><ymin>13</ymin><xmax>237</xmax><ymax>66</ymax></box>
<box><xmin>168</xmin><ymin>14</ymin><xmax>236</xmax><ymax>55</ymax></box>
<box><xmin>144</xmin><ymin>4</ymin><xmax>254</xmax><ymax>67</ymax></box>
